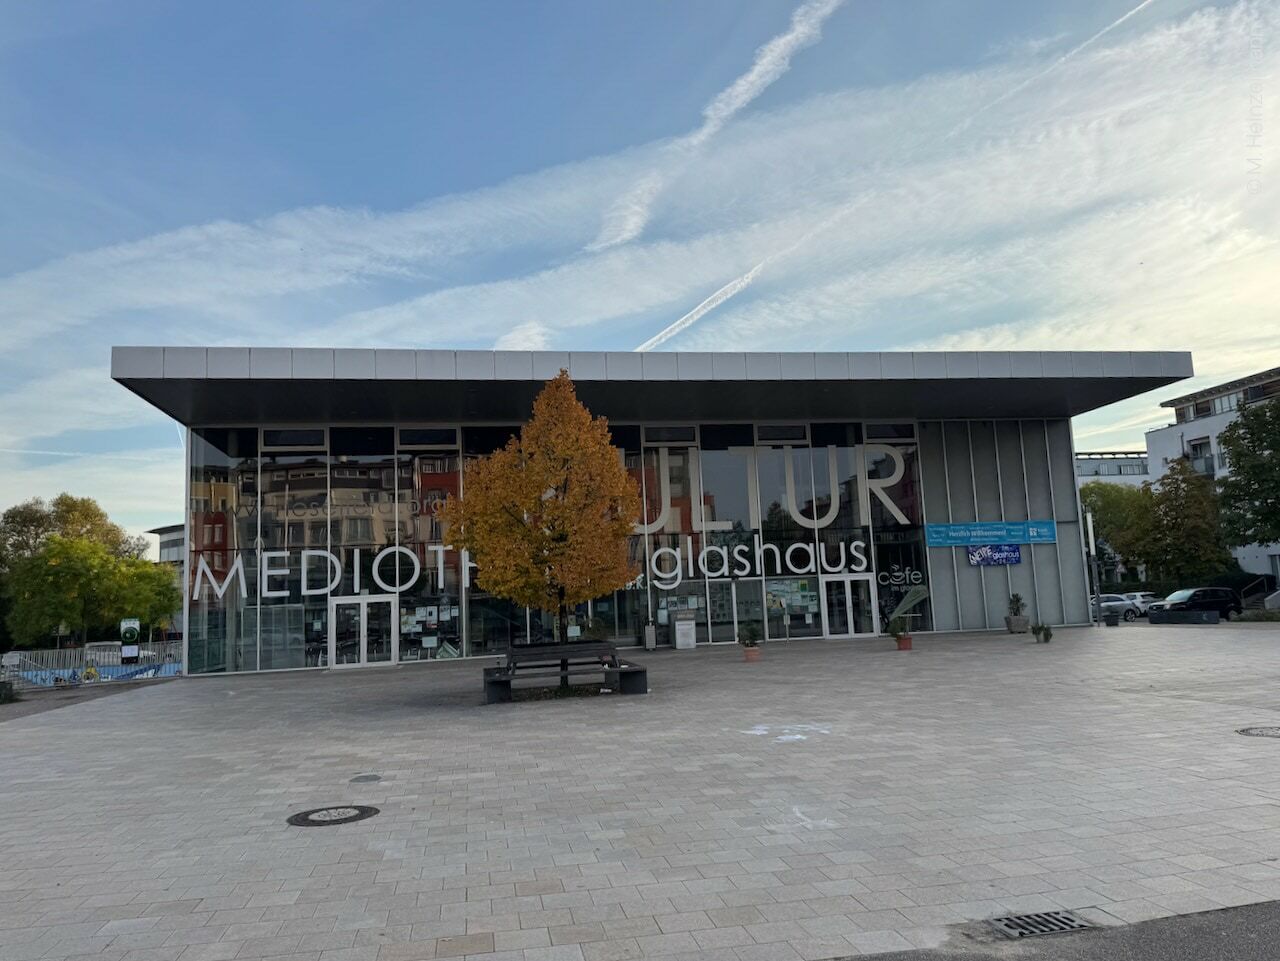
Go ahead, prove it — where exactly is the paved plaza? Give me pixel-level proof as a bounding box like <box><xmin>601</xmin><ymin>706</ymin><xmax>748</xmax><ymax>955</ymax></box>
<box><xmin>6</xmin><ymin>623</ymin><xmax>1280</xmax><ymax>961</ymax></box>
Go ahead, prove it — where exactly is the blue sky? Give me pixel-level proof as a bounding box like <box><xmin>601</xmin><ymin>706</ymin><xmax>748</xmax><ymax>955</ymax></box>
<box><xmin>1</xmin><ymin>0</ymin><xmax>1277</xmax><ymax>539</ymax></box>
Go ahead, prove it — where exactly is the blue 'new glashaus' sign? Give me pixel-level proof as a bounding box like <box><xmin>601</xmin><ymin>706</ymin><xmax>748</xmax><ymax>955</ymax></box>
<box><xmin>967</xmin><ymin>544</ymin><xmax>1022</xmax><ymax>566</ymax></box>
<box><xmin>925</xmin><ymin>520</ymin><xmax>1057</xmax><ymax>547</ymax></box>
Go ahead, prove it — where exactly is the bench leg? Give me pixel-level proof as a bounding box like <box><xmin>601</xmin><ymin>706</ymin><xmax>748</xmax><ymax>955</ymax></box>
<box><xmin>485</xmin><ymin>677</ymin><xmax>513</xmax><ymax>704</ymax></box>
<box><xmin>619</xmin><ymin>669</ymin><xmax>648</xmax><ymax>695</ymax></box>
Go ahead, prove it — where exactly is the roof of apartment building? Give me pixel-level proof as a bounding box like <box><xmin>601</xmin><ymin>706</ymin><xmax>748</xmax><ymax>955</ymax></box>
<box><xmin>1160</xmin><ymin>365</ymin><xmax>1280</xmax><ymax>409</ymax></box>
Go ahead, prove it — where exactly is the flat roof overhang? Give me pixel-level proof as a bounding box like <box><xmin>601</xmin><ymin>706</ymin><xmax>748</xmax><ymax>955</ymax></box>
<box><xmin>112</xmin><ymin>347</ymin><xmax>1194</xmax><ymax>425</ymax></box>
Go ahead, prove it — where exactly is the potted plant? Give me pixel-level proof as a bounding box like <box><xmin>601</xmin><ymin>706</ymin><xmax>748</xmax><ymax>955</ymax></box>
<box><xmin>738</xmin><ymin>622</ymin><xmax>762</xmax><ymax>662</ymax></box>
<box><xmin>1004</xmin><ymin>594</ymin><xmax>1030</xmax><ymax>634</ymax></box>
<box><xmin>889</xmin><ymin>615</ymin><xmax>912</xmax><ymax>651</ymax></box>
<box><xmin>1031</xmin><ymin>623</ymin><xmax>1054</xmax><ymax>643</ymax></box>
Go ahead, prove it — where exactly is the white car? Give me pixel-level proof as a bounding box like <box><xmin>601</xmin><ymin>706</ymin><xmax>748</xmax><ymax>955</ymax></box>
<box><xmin>1123</xmin><ymin>592</ymin><xmax>1159</xmax><ymax>616</ymax></box>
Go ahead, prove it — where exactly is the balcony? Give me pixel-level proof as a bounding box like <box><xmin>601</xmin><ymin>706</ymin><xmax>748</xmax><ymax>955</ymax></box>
<box><xmin>1190</xmin><ymin>453</ymin><xmax>1216</xmax><ymax>475</ymax></box>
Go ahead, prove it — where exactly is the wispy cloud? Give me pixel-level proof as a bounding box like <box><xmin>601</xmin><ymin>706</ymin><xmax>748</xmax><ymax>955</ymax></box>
<box><xmin>586</xmin><ymin>0</ymin><xmax>845</xmax><ymax>252</ymax></box>
<box><xmin>639</xmin><ymin>0</ymin><xmax>1170</xmax><ymax>351</ymax></box>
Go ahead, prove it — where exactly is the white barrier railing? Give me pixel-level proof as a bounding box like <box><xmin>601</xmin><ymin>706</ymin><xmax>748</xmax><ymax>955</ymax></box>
<box><xmin>1</xmin><ymin>640</ymin><xmax>182</xmax><ymax>691</ymax></box>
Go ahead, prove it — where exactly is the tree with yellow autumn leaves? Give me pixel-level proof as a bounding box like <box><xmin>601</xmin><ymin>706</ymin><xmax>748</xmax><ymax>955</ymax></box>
<box><xmin>439</xmin><ymin>372</ymin><xmax>641</xmax><ymax>644</ymax></box>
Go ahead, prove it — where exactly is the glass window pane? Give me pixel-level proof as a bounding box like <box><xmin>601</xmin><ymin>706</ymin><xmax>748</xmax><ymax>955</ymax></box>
<box><xmin>263</xmin><ymin>428</ymin><xmax>325</xmax><ymax>448</ymax></box>
<box><xmin>399</xmin><ymin>427</ymin><xmax>459</xmax><ymax>448</ymax></box>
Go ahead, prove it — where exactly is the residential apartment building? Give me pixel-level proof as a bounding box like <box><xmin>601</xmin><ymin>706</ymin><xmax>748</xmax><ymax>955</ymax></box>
<box><xmin>1145</xmin><ymin>366</ymin><xmax>1280</xmax><ymax>579</ymax></box>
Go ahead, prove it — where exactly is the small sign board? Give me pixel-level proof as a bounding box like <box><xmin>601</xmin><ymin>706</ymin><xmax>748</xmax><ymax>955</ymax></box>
<box><xmin>967</xmin><ymin>544</ymin><xmax>1022</xmax><ymax>566</ymax></box>
<box><xmin>120</xmin><ymin>644</ymin><xmax>141</xmax><ymax>665</ymax></box>
<box><xmin>926</xmin><ymin>521</ymin><xmax>1057</xmax><ymax>547</ymax></box>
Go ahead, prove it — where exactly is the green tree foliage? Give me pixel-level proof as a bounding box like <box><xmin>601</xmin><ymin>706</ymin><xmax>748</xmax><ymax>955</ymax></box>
<box><xmin>1144</xmin><ymin>458</ymin><xmax>1235</xmax><ymax>584</ymax></box>
<box><xmin>3</xmin><ymin>536</ymin><xmax>180</xmax><ymax>648</ymax></box>
<box><xmin>0</xmin><ymin>493</ymin><xmax>146</xmax><ymax>573</ymax></box>
<box><xmin>1081</xmin><ymin>462</ymin><xmax>1234</xmax><ymax>587</ymax></box>
<box><xmin>1079</xmin><ymin>480</ymin><xmax>1153</xmax><ymax>571</ymax></box>
<box><xmin>1217</xmin><ymin>398</ymin><xmax>1280</xmax><ymax>547</ymax></box>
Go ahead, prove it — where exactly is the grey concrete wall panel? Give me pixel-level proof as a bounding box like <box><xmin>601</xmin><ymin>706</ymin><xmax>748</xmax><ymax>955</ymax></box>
<box><xmin>1040</xmin><ymin>353</ymin><xmax>1074</xmax><ymax>378</ymax></box>
<box><xmin>1009</xmin><ymin>353</ymin><xmax>1044</xmax><ymax>378</ymax></box>
<box><xmin>712</xmin><ymin>352</ymin><xmax>748</xmax><ymax>380</ymax></box>
<box><xmin>942</xmin><ymin>422</ymin><xmax>986</xmax><ymax>630</ymax></box>
<box><xmin>641</xmin><ymin>352</ymin><xmax>678</xmax><ymax>381</ymax></box>
<box><xmin>494</xmin><ymin>351</ymin><xmax>534</xmax><ymax>381</ymax></box>
<box><xmin>206</xmin><ymin>347</ymin><xmax>251</xmax><ymax>378</ymax></box>
<box><xmin>1047</xmin><ymin>418</ymin><xmax>1090</xmax><ymax>623</ymax></box>
<box><xmin>745</xmin><ymin>352</ymin><xmax>782</xmax><ymax>380</ymax></box>
<box><xmin>1163</xmin><ymin>351</ymin><xmax>1194</xmax><ymax>377</ymax></box>
<box><xmin>880</xmin><ymin>353</ymin><xmax>915</xmax><ymax>378</ymax></box>
<box><xmin>163</xmin><ymin>347</ymin><xmax>207</xmax><ymax>379</ymax></box>
<box><xmin>969</xmin><ymin>420</ymin><xmax>1007</xmax><ymax>629</ymax></box>
<box><xmin>977</xmin><ymin>352</ymin><xmax>1013</xmax><ymax>378</ymax></box>
<box><xmin>605</xmin><ymin>352</ymin><xmax>644</xmax><ymax>380</ymax></box>
<box><xmin>1131</xmin><ymin>352</ymin><xmax>1165</xmax><ymax>377</ymax></box>
<box><xmin>569</xmin><ymin>352</ymin><xmax>607</xmax><ymax>381</ymax></box>
<box><xmin>374</xmin><ymin>349</ymin><xmax>416</xmax><ymax>379</ymax></box>
<box><xmin>779</xmin><ymin>352</ymin><xmax>816</xmax><ymax>380</ymax></box>
<box><xmin>912</xmin><ymin>353</ymin><xmax>948</xmax><ymax>379</ymax></box>
<box><xmin>1021</xmin><ymin>422</ymin><xmax>1066</xmax><ymax>624</ymax></box>
<box><xmin>416</xmin><ymin>350</ymin><xmax>457</xmax><ymax>380</ymax></box>
<box><xmin>1071</xmin><ymin>352</ymin><xmax>1105</xmax><ymax>377</ymax></box>
<box><xmin>292</xmin><ymin>348</ymin><xmax>334</xmax><ymax>379</ymax></box>
<box><xmin>918</xmin><ymin>421</ymin><xmax>959</xmax><ymax>632</ymax></box>
<box><xmin>249</xmin><ymin>348</ymin><xmax>291</xmax><ymax>379</ymax></box>
<box><xmin>110</xmin><ymin>346</ymin><xmax>162</xmax><ymax>379</ymax></box>
<box><xmin>455</xmin><ymin>351</ymin><xmax>496</xmax><ymax>380</ymax></box>
<box><xmin>996</xmin><ymin>421</ymin><xmax>1038</xmax><ymax>623</ymax></box>
<box><xmin>944</xmin><ymin>352</ymin><xmax>980</xmax><ymax>378</ymax></box>
<box><xmin>532</xmin><ymin>351</ymin><xmax>570</xmax><ymax>379</ymax></box>
<box><xmin>1102</xmin><ymin>352</ymin><xmax>1133</xmax><ymax>377</ymax></box>
<box><xmin>847</xmin><ymin>353</ymin><xmax>881</xmax><ymax>379</ymax></box>
<box><xmin>334</xmin><ymin>348</ymin><xmax>375</xmax><ymax>379</ymax></box>
<box><xmin>676</xmin><ymin>352</ymin><xmax>715</xmax><ymax>380</ymax></box>
<box><xmin>814</xmin><ymin>353</ymin><xmax>850</xmax><ymax>379</ymax></box>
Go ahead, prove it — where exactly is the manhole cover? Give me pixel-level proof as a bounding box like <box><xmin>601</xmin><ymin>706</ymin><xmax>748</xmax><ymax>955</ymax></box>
<box><xmin>286</xmin><ymin>805</ymin><xmax>379</xmax><ymax>827</ymax></box>
<box><xmin>1238</xmin><ymin>727</ymin><xmax>1280</xmax><ymax>738</ymax></box>
<box><xmin>990</xmin><ymin>911</ymin><xmax>1091</xmax><ymax>939</ymax></box>
<box><xmin>349</xmin><ymin>773</ymin><xmax>382</xmax><ymax>783</ymax></box>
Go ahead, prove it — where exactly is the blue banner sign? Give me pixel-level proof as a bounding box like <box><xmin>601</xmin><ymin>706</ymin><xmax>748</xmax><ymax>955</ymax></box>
<box><xmin>926</xmin><ymin>520</ymin><xmax>1057</xmax><ymax>547</ymax></box>
<box><xmin>967</xmin><ymin>544</ymin><xmax>1022</xmax><ymax>566</ymax></box>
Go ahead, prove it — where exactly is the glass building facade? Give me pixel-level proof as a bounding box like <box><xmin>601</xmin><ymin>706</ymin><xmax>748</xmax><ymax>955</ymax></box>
<box><xmin>186</xmin><ymin>420</ymin><xmax>934</xmax><ymax>673</ymax></box>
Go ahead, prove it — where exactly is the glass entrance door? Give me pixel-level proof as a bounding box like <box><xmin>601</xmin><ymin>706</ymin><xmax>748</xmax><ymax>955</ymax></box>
<box><xmin>819</xmin><ymin>575</ymin><xmax>878</xmax><ymax>637</ymax></box>
<box><xmin>328</xmin><ymin>596</ymin><xmax>399</xmax><ymax>667</ymax></box>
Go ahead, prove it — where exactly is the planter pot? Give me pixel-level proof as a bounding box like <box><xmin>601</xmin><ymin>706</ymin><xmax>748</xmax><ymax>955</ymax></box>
<box><xmin>1103</xmin><ymin>612</ymin><xmax>1121</xmax><ymax>627</ymax></box>
<box><xmin>895</xmin><ymin>636</ymin><xmax>912</xmax><ymax>651</ymax></box>
<box><xmin>1004</xmin><ymin>615</ymin><xmax>1030</xmax><ymax>634</ymax></box>
<box><xmin>743</xmin><ymin>646</ymin><xmax>762</xmax><ymax>662</ymax></box>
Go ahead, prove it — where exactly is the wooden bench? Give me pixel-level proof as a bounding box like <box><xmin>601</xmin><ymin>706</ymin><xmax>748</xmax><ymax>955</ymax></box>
<box><xmin>483</xmin><ymin>640</ymin><xmax>648</xmax><ymax>703</ymax></box>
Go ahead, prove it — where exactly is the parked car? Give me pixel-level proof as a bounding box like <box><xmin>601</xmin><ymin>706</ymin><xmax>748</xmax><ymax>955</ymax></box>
<box><xmin>1149</xmin><ymin>587</ymin><xmax>1243</xmax><ymax>620</ymax></box>
<box><xmin>1091</xmin><ymin>593</ymin><xmax>1142</xmax><ymax>621</ymax></box>
<box><xmin>1123</xmin><ymin>591</ymin><xmax>1160</xmax><ymax>616</ymax></box>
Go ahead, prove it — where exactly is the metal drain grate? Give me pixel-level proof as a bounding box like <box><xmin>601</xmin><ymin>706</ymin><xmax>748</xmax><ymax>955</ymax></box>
<box><xmin>287</xmin><ymin>805</ymin><xmax>379</xmax><ymax>827</ymax></box>
<box><xmin>1238</xmin><ymin>727</ymin><xmax>1280</xmax><ymax>738</ymax></box>
<box><xmin>989</xmin><ymin>911</ymin><xmax>1091</xmax><ymax>939</ymax></box>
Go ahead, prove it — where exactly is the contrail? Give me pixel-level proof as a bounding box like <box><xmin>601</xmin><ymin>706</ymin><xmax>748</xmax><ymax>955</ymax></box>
<box><xmin>946</xmin><ymin>0</ymin><xmax>1161</xmax><ymax>140</ymax></box>
<box><xmin>635</xmin><ymin>0</ymin><xmax>1161</xmax><ymax>351</ymax></box>
<box><xmin>589</xmin><ymin>0</ymin><xmax>845</xmax><ymax>252</ymax></box>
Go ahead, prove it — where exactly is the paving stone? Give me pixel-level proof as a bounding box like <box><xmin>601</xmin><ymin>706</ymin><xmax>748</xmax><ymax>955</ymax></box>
<box><xmin>7</xmin><ymin>628</ymin><xmax>1280</xmax><ymax>961</ymax></box>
